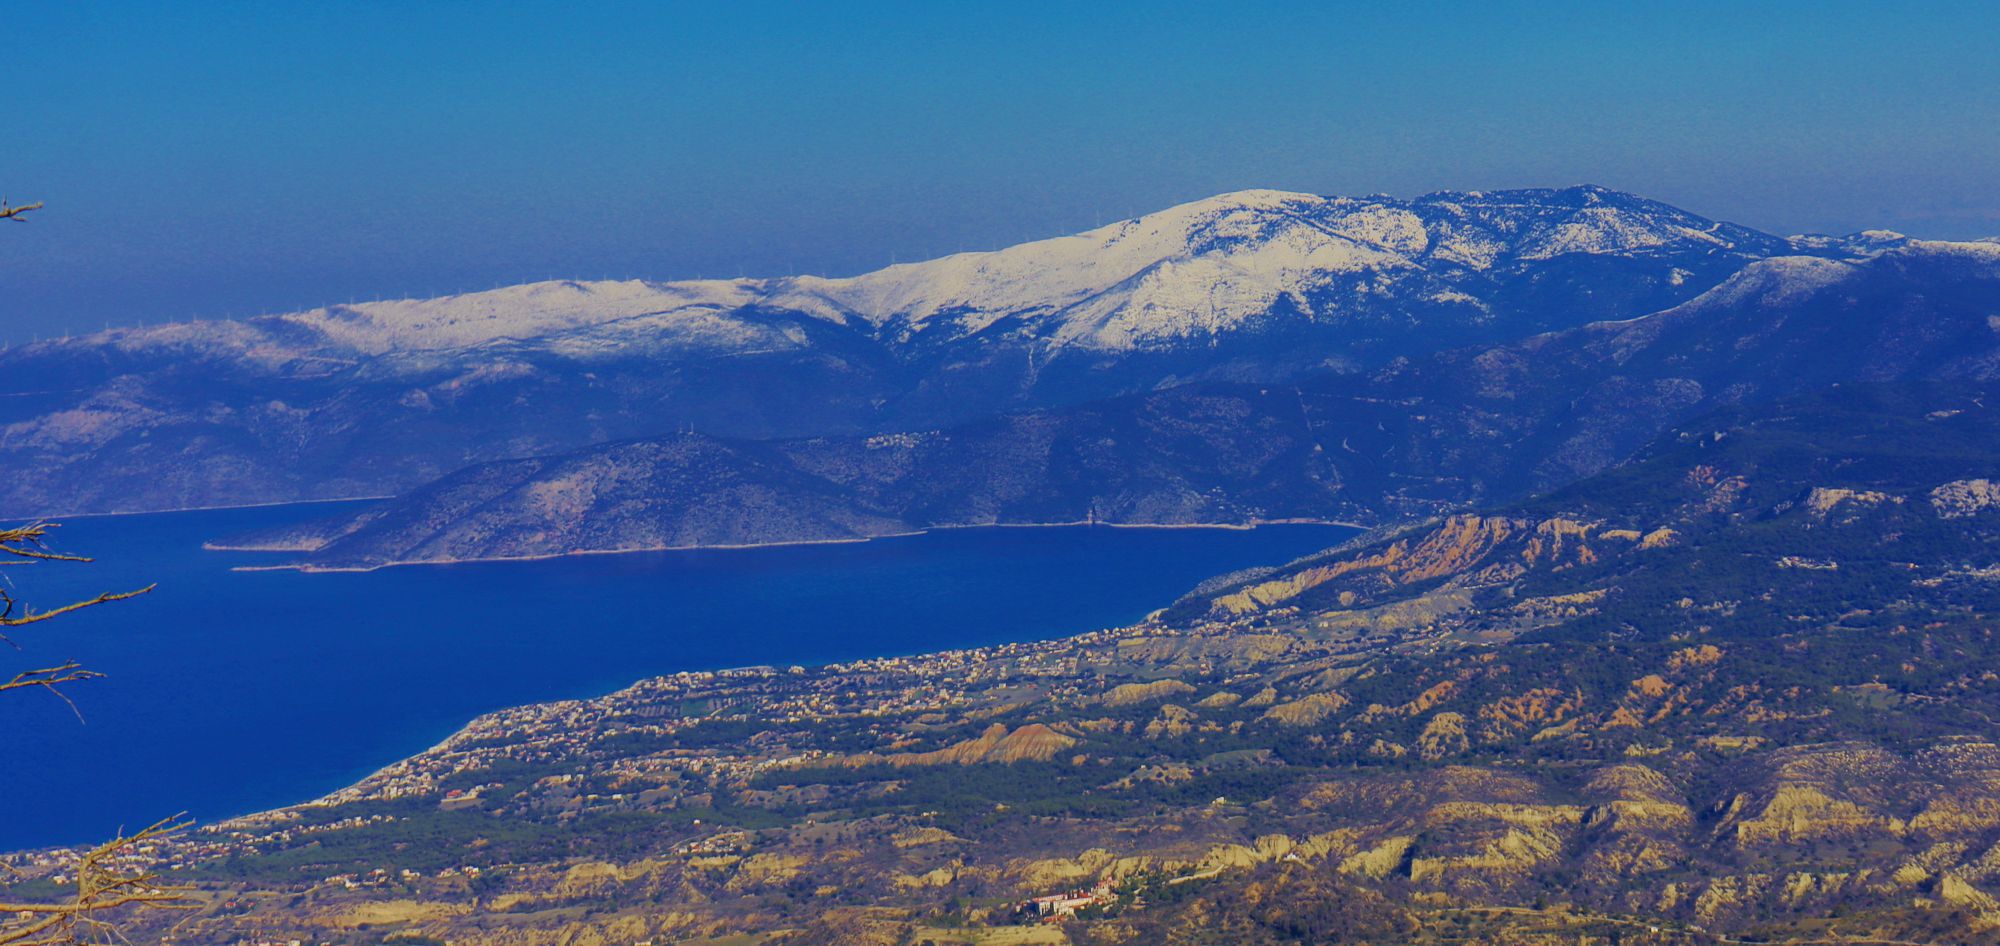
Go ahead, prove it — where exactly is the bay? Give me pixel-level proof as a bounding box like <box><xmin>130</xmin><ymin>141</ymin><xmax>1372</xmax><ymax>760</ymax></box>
<box><xmin>0</xmin><ymin>502</ymin><xmax>1356</xmax><ymax>850</ymax></box>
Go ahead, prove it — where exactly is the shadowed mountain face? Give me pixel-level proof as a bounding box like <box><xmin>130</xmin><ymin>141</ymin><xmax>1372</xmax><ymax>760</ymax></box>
<box><xmin>0</xmin><ymin>187</ymin><xmax>1869</xmax><ymax>515</ymax></box>
<box><xmin>1167</xmin><ymin>380</ymin><xmax>2000</xmax><ymax>632</ymax></box>
<box><xmin>223</xmin><ymin>384</ymin><xmax>1357</xmax><ymax>568</ymax></box>
<box><xmin>256</xmin><ymin>240</ymin><xmax>2000</xmax><ymax>569</ymax></box>
<box><xmin>1290</xmin><ymin>241</ymin><xmax>2000</xmax><ymax>512</ymax></box>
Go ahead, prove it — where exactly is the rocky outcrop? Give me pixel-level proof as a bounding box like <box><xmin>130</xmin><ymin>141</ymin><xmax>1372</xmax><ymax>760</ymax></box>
<box><xmin>1260</xmin><ymin>692</ymin><xmax>1350</xmax><ymax>727</ymax></box>
<box><xmin>1417</xmin><ymin>712</ymin><xmax>1471</xmax><ymax>760</ymax></box>
<box><xmin>1100</xmin><ymin>679</ymin><xmax>1198</xmax><ymax>707</ymax></box>
<box><xmin>1206</xmin><ymin>513</ymin><xmax>1676</xmax><ymax>620</ymax></box>
<box><xmin>1932</xmin><ymin>478</ymin><xmax>2000</xmax><ymax>518</ymax></box>
<box><xmin>843</xmin><ymin>723</ymin><xmax>1077</xmax><ymax>767</ymax></box>
<box><xmin>1805</xmin><ymin>486</ymin><xmax>1901</xmax><ymax>517</ymax></box>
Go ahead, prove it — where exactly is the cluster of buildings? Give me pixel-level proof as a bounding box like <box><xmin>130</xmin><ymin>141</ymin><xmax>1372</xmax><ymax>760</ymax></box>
<box><xmin>1019</xmin><ymin>879</ymin><xmax>1120</xmax><ymax>920</ymax></box>
<box><xmin>102</xmin><ymin>623</ymin><xmax>1150</xmax><ymax>877</ymax></box>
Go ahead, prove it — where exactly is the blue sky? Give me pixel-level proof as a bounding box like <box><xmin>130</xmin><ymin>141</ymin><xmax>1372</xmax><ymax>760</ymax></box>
<box><xmin>3</xmin><ymin>1</ymin><xmax>1997</xmax><ymax>336</ymax></box>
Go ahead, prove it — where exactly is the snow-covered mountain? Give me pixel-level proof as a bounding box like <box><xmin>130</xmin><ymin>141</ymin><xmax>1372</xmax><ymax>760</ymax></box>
<box><xmin>83</xmin><ymin>185</ymin><xmax>1805</xmax><ymax>357</ymax></box>
<box><xmin>766</xmin><ymin>185</ymin><xmax>1799</xmax><ymax>350</ymax></box>
<box><xmin>0</xmin><ymin>186</ymin><xmax>1910</xmax><ymax>514</ymax></box>
<box><xmin>249</xmin><ymin>238</ymin><xmax>2000</xmax><ymax>569</ymax></box>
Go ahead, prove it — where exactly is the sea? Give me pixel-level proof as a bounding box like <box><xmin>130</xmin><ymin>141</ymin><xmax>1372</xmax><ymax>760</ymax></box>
<box><xmin>0</xmin><ymin>501</ymin><xmax>1356</xmax><ymax>850</ymax></box>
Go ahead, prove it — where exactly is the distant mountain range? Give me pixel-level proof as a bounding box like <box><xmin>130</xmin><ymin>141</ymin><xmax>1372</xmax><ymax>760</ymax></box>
<box><xmin>0</xmin><ymin>186</ymin><xmax>1918</xmax><ymax>516</ymax></box>
<box><xmin>236</xmin><ymin>237</ymin><xmax>2000</xmax><ymax>569</ymax></box>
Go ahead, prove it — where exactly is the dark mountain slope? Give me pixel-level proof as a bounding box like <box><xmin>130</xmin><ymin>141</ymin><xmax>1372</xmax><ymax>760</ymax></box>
<box><xmin>228</xmin><ymin>384</ymin><xmax>1360</xmax><ymax>568</ymax></box>
<box><xmin>1291</xmin><ymin>241</ymin><xmax>2000</xmax><ymax>515</ymax></box>
<box><xmin>1170</xmin><ymin>380</ymin><xmax>2000</xmax><ymax>633</ymax></box>
<box><xmin>258</xmin><ymin>241</ymin><xmax>2000</xmax><ymax>568</ymax></box>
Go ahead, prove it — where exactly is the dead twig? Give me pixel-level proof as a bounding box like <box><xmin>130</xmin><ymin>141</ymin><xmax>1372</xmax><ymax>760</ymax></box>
<box><xmin>0</xmin><ymin>662</ymin><xmax>106</xmax><ymax>721</ymax></box>
<box><xmin>0</xmin><ymin>524</ymin><xmax>155</xmax><ymax>644</ymax></box>
<box><xmin>0</xmin><ymin>523</ymin><xmax>155</xmax><ymax>715</ymax></box>
<box><xmin>0</xmin><ymin>524</ymin><xmax>94</xmax><ymax>563</ymax></box>
<box><xmin>0</xmin><ymin>815</ymin><xmax>195</xmax><ymax>945</ymax></box>
<box><xmin>0</xmin><ymin>586</ymin><xmax>157</xmax><ymax>630</ymax></box>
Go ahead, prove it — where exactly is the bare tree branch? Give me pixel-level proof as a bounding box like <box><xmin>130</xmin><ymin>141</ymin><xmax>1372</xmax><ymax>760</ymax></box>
<box><xmin>0</xmin><ymin>525</ymin><xmax>156</xmax><ymax>660</ymax></box>
<box><xmin>0</xmin><ymin>522</ymin><xmax>156</xmax><ymax>722</ymax></box>
<box><xmin>0</xmin><ymin>586</ymin><xmax>157</xmax><ymax>631</ymax></box>
<box><xmin>0</xmin><ymin>524</ymin><xmax>97</xmax><ymax>563</ymax></box>
<box><xmin>0</xmin><ymin>662</ymin><xmax>106</xmax><ymax>721</ymax></box>
<box><xmin>0</xmin><ymin>816</ymin><xmax>195</xmax><ymax>946</ymax></box>
<box><xmin>0</xmin><ymin>199</ymin><xmax>44</xmax><ymax>222</ymax></box>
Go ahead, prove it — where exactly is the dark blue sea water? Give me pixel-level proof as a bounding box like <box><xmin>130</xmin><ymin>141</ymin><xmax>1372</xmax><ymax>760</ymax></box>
<box><xmin>0</xmin><ymin>502</ymin><xmax>1355</xmax><ymax>850</ymax></box>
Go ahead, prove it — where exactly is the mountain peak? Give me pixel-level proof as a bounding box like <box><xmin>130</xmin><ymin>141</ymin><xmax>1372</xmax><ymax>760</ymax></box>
<box><xmin>1416</xmin><ymin>183</ymin><xmax>1644</xmax><ymax>204</ymax></box>
<box><xmin>761</xmin><ymin>184</ymin><xmax>1802</xmax><ymax>349</ymax></box>
<box><xmin>1158</xmin><ymin>188</ymin><xmax>1323</xmax><ymax>213</ymax></box>
<box><xmin>41</xmin><ymin>187</ymin><xmax>1810</xmax><ymax>363</ymax></box>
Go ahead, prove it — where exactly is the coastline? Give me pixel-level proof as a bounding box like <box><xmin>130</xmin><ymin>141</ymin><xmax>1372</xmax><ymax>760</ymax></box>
<box><xmin>24</xmin><ymin>495</ymin><xmax>391</xmax><ymax>523</ymax></box>
<box><xmin>230</xmin><ymin>517</ymin><xmax>1371</xmax><ymax>574</ymax></box>
<box><xmin>4</xmin><ymin>507</ymin><xmax>1356</xmax><ymax>854</ymax></box>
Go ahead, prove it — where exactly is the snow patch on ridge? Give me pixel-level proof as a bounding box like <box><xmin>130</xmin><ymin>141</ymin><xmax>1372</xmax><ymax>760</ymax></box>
<box><xmin>1687</xmin><ymin>256</ymin><xmax>1860</xmax><ymax>311</ymax></box>
<box><xmin>277</xmin><ymin>279</ymin><xmax>766</xmax><ymax>355</ymax></box>
<box><xmin>28</xmin><ymin>186</ymin><xmax>1826</xmax><ymax>362</ymax></box>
